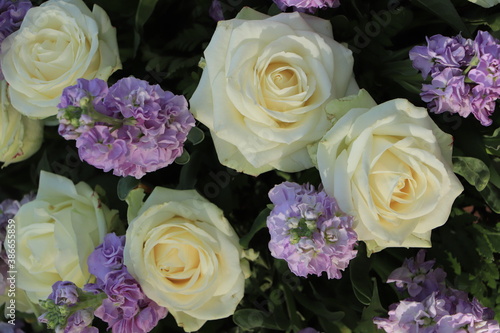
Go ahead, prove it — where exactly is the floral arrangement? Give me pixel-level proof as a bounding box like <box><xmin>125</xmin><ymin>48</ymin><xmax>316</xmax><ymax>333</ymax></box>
<box><xmin>0</xmin><ymin>0</ymin><xmax>499</xmax><ymax>332</ymax></box>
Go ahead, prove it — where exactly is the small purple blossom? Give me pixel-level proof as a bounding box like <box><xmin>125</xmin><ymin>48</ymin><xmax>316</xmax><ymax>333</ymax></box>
<box><xmin>87</xmin><ymin>233</ymin><xmax>125</xmax><ymax>283</ymax></box>
<box><xmin>411</xmin><ymin>30</ymin><xmax>500</xmax><ymax>126</ymax></box>
<box><xmin>85</xmin><ymin>233</ymin><xmax>168</xmax><ymax>333</ymax></box>
<box><xmin>273</xmin><ymin>0</ymin><xmax>340</xmax><ymax>13</ymax></box>
<box><xmin>387</xmin><ymin>249</ymin><xmax>446</xmax><ymax>301</ymax></box>
<box><xmin>374</xmin><ymin>251</ymin><xmax>500</xmax><ymax>333</ymax></box>
<box><xmin>48</xmin><ymin>281</ymin><xmax>80</xmax><ymax>306</ymax></box>
<box><xmin>298</xmin><ymin>328</ymin><xmax>321</xmax><ymax>333</ymax></box>
<box><xmin>267</xmin><ymin>182</ymin><xmax>357</xmax><ymax>279</ymax></box>
<box><xmin>63</xmin><ymin>309</ymin><xmax>99</xmax><ymax>333</ymax></box>
<box><xmin>58</xmin><ymin>77</ymin><xmax>195</xmax><ymax>178</ymax></box>
<box><xmin>209</xmin><ymin>0</ymin><xmax>224</xmax><ymax>21</ymax></box>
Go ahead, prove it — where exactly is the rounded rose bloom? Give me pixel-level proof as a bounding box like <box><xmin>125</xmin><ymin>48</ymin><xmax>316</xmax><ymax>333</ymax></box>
<box><xmin>13</xmin><ymin>171</ymin><xmax>117</xmax><ymax>310</ymax></box>
<box><xmin>190</xmin><ymin>7</ymin><xmax>358</xmax><ymax>176</ymax></box>
<box><xmin>316</xmin><ymin>99</ymin><xmax>463</xmax><ymax>253</ymax></box>
<box><xmin>0</xmin><ymin>0</ymin><xmax>121</xmax><ymax>119</ymax></box>
<box><xmin>0</xmin><ymin>80</ymin><xmax>43</xmax><ymax>166</ymax></box>
<box><xmin>124</xmin><ymin>187</ymin><xmax>245</xmax><ymax>332</ymax></box>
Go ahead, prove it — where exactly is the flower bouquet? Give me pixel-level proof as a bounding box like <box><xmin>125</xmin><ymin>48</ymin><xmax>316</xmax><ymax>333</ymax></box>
<box><xmin>0</xmin><ymin>0</ymin><xmax>499</xmax><ymax>332</ymax></box>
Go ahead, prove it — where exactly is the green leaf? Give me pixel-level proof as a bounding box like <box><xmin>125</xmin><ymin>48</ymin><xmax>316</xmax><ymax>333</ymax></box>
<box><xmin>354</xmin><ymin>278</ymin><xmax>386</xmax><ymax>333</ymax></box>
<box><xmin>294</xmin><ymin>290</ymin><xmax>345</xmax><ymax>322</ymax></box>
<box><xmin>239</xmin><ymin>207</ymin><xmax>271</xmax><ymax>249</ymax></box>
<box><xmin>232</xmin><ymin>309</ymin><xmax>281</xmax><ymax>331</ymax></box>
<box><xmin>125</xmin><ymin>187</ymin><xmax>146</xmax><ymax>222</ymax></box>
<box><xmin>134</xmin><ymin>0</ymin><xmax>159</xmax><ymax>55</ymax></box>
<box><xmin>411</xmin><ymin>0</ymin><xmax>469</xmax><ymax>35</ymax></box>
<box><xmin>117</xmin><ymin>176</ymin><xmax>140</xmax><ymax>201</ymax></box>
<box><xmin>452</xmin><ymin>156</ymin><xmax>490</xmax><ymax>191</ymax></box>
<box><xmin>480</xmin><ymin>183</ymin><xmax>500</xmax><ymax>214</ymax></box>
<box><xmin>349</xmin><ymin>243</ymin><xmax>372</xmax><ymax>306</ymax></box>
<box><xmin>186</xmin><ymin>127</ymin><xmax>205</xmax><ymax>145</ymax></box>
<box><xmin>484</xmin><ymin>127</ymin><xmax>500</xmax><ymax>157</ymax></box>
<box><xmin>174</xmin><ymin>150</ymin><xmax>190</xmax><ymax>165</ymax></box>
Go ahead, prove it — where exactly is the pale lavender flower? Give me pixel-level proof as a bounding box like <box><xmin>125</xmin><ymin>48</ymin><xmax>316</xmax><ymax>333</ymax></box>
<box><xmin>62</xmin><ymin>308</ymin><xmax>98</xmax><ymax>333</ymax></box>
<box><xmin>420</xmin><ymin>68</ymin><xmax>472</xmax><ymax>117</ymax></box>
<box><xmin>409</xmin><ymin>34</ymin><xmax>474</xmax><ymax>79</ymax></box>
<box><xmin>60</xmin><ymin>77</ymin><xmax>195</xmax><ymax>178</ymax></box>
<box><xmin>48</xmin><ymin>281</ymin><xmax>79</xmax><ymax>306</ymax></box>
<box><xmin>387</xmin><ymin>249</ymin><xmax>446</xmax><ymax>301</ymax></box>
<box><xmin>267</xmin><ymin>182</ymin><xmax>357</xmax><ymax>279</ymax></box>
<box><xmin>0</xmin><ymin>321</ymin><xmax>25</xmax><ymax>333</ymax></box>
<box><xmin>273</xmin><ymin>0</ymin><xmax>340</xmax><ymax>13</ymax></box>
<box><xmin>474</xmin><ymin>30</ymin><xmax>500</xmax><ymax>58</ymax></box>
<box><xmin>87</xmin><ymin>233</ymin><xmax>125</xmax><ymax>284</ymax></box>
<box><xmin>470</xmin><ymin>82</ymin><xmax>498</xmax><ymax>126</ymax></box>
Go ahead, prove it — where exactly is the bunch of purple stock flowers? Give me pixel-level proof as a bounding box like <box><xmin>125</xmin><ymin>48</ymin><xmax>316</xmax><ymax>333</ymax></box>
<box><xmin>410</xmin><ymin>31</ymin><xmax>500</xmax><ymax>126</ymax></box>
<box><xmin>266</xmin><ymin>182</ymin><xmax>357</xmax><ymax>279</ymax></box>
<box><xmin>39</xmin><ymin>233</ymin><xmax>167</xmax><ymax>333</ymax></box>
<box><xmin>57</xmin><ymin>77</ymin><xmax>195</xmax><ymax>179</ymax></box>
<box><xmin>374</xmin><ymin>250</ymin><xmax>500</xmax><ymax>332</ymax></box>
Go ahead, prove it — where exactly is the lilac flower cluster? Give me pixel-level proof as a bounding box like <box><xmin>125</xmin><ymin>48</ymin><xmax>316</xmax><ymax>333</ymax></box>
<box><xmin>410</xmin><ymin>31</ymin><xmax>500</xmax><ymax>126</ymax></box>
<box><xmin>374</xmin><ymin>250</ymin><xmax>500</xmax><ymax>332</ymax></box>
<box><xmin>0</xmin><ymin>0</ymin><xmax>31</xmax><ymax>79</ymax></box>
<box><xmin>57</xmin><ymin>77</ymin><xmax>195</xmax><ymax>179</ymax></box>
<box><xmin>273</xmin><ymin>0</ymin><xmax>340</xmax><ymax>13</ymax></box>
<box><xmin>84</xmin><ymin>233</ymin><xmax>168</xmax><ymax>333</ymax></box>
<box><xmin>0</xmin><ymin>194</ymin><xmax>34</xmax><ymax>296</ymax></box>
<box><xmin>38</xmin><ymin>281</ymin><xmax>99</xmax><ymax>333</ymax></box>
<box><xmin>267</xmin><ymin>182</ymin><xmax>357</xmax><ymax>279</ymax></box>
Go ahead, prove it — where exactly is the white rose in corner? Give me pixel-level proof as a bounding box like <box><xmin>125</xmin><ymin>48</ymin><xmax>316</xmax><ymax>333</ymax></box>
<box><xmin>190</xmin><ymin>7</ymin><xmax>358</xmax><ymax>176</ymax></box>
<box><xmin>124</xmin><ymin>187</ymin><xmax>245</xmax><ymax>332</ymax></box>
<box><xmin>0</xmin><ymin>80</ymin><xmax>43</xmax><ymax>166</ymax></box>
<box><xmin>468</xmin><ymin>0</ymin><xmax>499</xmax><ymax>8</ymax></box>
<box><xmin>0</xmin><ymin>0</ymin><xmax>121</xmax><ymax>119</ymax></box>
<box><xmin>316</xmin><ymin>99</ymin><xmax>463</xmax><ymax>253</ymax></box>
<box><xmin>13</xmin><ymin>171</ymin><xmax>117</xmax><ymax>311</ymax></box>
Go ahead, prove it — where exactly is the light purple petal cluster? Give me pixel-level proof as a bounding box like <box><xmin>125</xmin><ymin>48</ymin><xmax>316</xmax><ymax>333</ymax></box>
<box><xmin>273</xmin><ymin>0</ymin><xmax>340</xmax><ymax>13</ymax></box>
<box><xmin>85</xmin><ymin>233</ymin><xmax>168</xmax><ymax>333</ymax></box>
<box><xmin>374</xmin><ymin>250</ymin><xmax>500</xmax><ymax>332</ymax></box>
<box><xmin>48</xmin><ymin>281</ymin><xmax>80</xmax><ymax>306</ymax></box>
<box><xmin>0</xmin><ymin>0</ymin><xmax>31</xmax><ymax>79</ymax></box>
<box><xmin>0</xmin><ymin>194</ymin><xmax>34</xmax><ymax>295</ymax></box>
<box><xmin>57</xmin><ymin>77</ymin><xmax>195</xmax><ymax>178</ymax></box>
<box><xmin>267</xmin><ymin>182</ymin><xmax>357</xmax><ymax>279</ymax></box>
<box><xmin>410</xmin><ymin>31</ymin><xmax>500</xmax><ymax>126</ymax></box>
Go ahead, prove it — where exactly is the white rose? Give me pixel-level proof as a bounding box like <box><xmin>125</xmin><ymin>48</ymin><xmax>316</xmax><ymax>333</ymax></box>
<box><xmin>0</xmin><ymin>0</ymin><xmax>121</xmax><ymax>119</ymax></box>
<box><xmin>190</xmin><ymin>7</ymin><xmax>358</xmax><ymax>176</ymax></box>
<box><xmin>467</xmin><ymin>0</ymin><xmax>499</xmax><ymax>7</ymax></box>
<box><xmin>0</xmin><ymin>80</ymin><xmax>43</xmax><ymax>166</ymax></box>
<box><xmin>316</xmin><ymin>99</ymin><xmax>463</xmax><ymax>253</ymax></box>
<box><xmin>124</xmin><ymin>187</ymin><xmax>245</xmax><ymax>332</ymax></box>
<box><xmin>13</xmin><ymin>171</ymin><xmax>117</xmax><ymax>310</ymax></box>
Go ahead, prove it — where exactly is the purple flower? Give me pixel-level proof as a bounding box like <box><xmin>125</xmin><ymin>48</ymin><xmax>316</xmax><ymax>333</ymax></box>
<box><xmin>298</xmin><ymin>328</ymin><xmax>321</xmax><ymax>333</ymax></box>
<box><xmin>92</xmin><ymin>269</ymin><xmax>168</xmax><ymax>333</ymax></box>
<box><xmin>48</xmin><ymin>281</ymin><xmax>80</xmax><ymax>306</ymax></box>
<box><xmin>421</xmin><ymin>68</ymin><xmax>472</xmax><ymax>117</ymax></box>
<box><xmin>387</xmin><ymin>249</ymin><xmax>446</xmax><ymax>301</ymax></box>
<box><xmin>474</xmin><ymin>30</ymin><xmax>500</xmax><ymax>58</ymax></box>
<box><xmin>409</xmin><ymin>34</ymin><xmax>474</xmax><ymax>79</ymax></box>
<box><xmin>63</xmin><ymin>309</ymin><xmax>98</xmax><ymax>333</ymax></box>
<box><xmin>267</xmin><ymin>182</ymin><xmax>357</xmax><ymax>279</ymax></box>
<box><xmin>0</xmin><ymin>321</ymin><xmax>25</xmax><ymax>333</ymax></box>
<box><xmin>209</xmin><ymin>0</ymin><xmax>224</xmax><ymax>21</ymax></box>
<box><xmin>273</xmin><ymin>0</ymin><xmax>340</xmax><ymax>13</ymax></box>
<box><xmin>60</xmin><ymin>77</ymin><xmax>195</xmax><ymax>178</ymax></box>
<box><xmin>87</xmin><ymin>233</ymin><xmax>125</xmax><ymax>283</ymax></box>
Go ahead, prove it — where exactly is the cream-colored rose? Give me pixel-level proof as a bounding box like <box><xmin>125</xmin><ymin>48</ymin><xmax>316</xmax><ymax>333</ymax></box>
<box><xmin>190</xmin><ymin>7</ymin><xmax>358</xmax><ymax>176</ymax></box>
<box><xmin>316</xmin><ymin>99</ymin><xmax>463</xmax><ymax>253</ymax></box>
<box><xmin>468</xmin><ymin>0</ymin><xmax>499</xmax><ymax>7</ymax></box>
<box><xmin>0</xmin><ymin>81</ymin><xmax>43</xmax><ymax>166</ymax></box>
<box><xmin>124</xmin><ymin>187</ymin><xmax>245</xmax><ymax>332</ymax></box>
<box><xmin>13</xmin><ymin>171</ymin><xmax>117</xmax><ymax>310</ymax></box>
<box><xmin>0</xmin><ymin>0</ymin><xmax>121</xmax><ymax>118</ymax></box>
